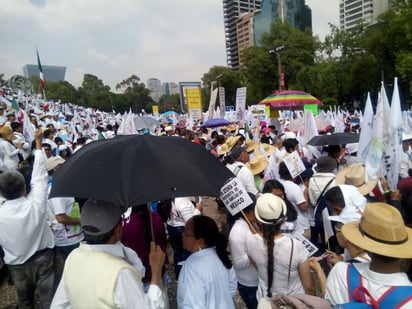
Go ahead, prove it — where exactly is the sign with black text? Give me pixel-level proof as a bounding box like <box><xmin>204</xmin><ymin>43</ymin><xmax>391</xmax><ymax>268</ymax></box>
<box><xmin>219</xmin><ymin>177</ymin><xmax>253</xmax><ymax>216</ymax></box>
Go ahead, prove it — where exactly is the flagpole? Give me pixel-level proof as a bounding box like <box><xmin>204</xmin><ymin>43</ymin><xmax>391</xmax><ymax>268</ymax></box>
<box><xmin>36</xmin><ymin>47</ymin><xmax>47</xmax><ymax>101</ymax></box>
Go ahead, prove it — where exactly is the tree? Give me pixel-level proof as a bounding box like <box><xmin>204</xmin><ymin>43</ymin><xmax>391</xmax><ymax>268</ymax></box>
<box><xmin>115</xmin><ymin>75</ymin><xmax>153</xmax><ymax>113</ymax></box>
<box><xmin>0</xmin><ymin>73</ymin><xmax>6</xmax><ymax>86</ymax></box>
<box><xmin>240</xmin><ymin>22</ymin><xmax>318</xmax><ymax>103</ymax></box>
<box><xmin>201</xmin><ymin>66</ymin><xmax>242</xmax><ymax>109</ymax></box>
<box><xmin>43</xmin><ymin>80</ymin><xmax>79</xmax><ymax>103</ymax></box>
<box><xmin>78</xmin><ymin>74</ymin><xmax>112</xmax><ymax>110</ymax></box>
<box><xmin>158</xmin><ymin>94</ymin><xmax>180</xmax><ymax>113</ymax></box>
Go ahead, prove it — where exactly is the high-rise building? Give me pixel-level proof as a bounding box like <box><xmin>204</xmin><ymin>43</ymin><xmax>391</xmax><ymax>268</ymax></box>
<box><xmin>223</xmin><ymin>0</ymin><xmax>262</xmax><ymax>69</ymax></box>
<box><xmin>223</xmin><ymin>0</ymin><xmax>312</xmax><ymax>68</ymax></box>
<box><xmin>146</xmin><ymin>78</ymin><xmax>163</xmax><ymax>102</ymax></box>
<box><xmin>339</xmin><ymin>0</ymin><xmax>390</xmax><ymax>31</ymax></box>
<box><xmin>23</xmin><ymin>64</ymin><xmax>66</xmax><ymax>82</ymax></box>
<box><xmin>254</xmin><ymin>0</ymin><xmax>312</xmax><ymax>46</ymax></box>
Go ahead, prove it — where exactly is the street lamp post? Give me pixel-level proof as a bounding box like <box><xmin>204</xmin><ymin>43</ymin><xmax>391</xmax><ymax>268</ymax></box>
<box><xmin>270</xmin><ymin>46</ymin><xmax>285</xmax><ymax>91</ymax></box>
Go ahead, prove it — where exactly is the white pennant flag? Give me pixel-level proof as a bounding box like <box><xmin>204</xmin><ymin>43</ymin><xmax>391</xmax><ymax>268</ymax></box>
<box><xmin>365</xmin><ymin>85</ymin><xmax>386</xmax><ymax>181</ymax></box>
<box><xmin>385</xmin><ymin>78</ymin><xmax>403</xmax><ymax>189</ymax></box>
<box><xmin>357</xmin><ymin>93</ymin><xmax>374</xmax><ymax>164</ymax></box>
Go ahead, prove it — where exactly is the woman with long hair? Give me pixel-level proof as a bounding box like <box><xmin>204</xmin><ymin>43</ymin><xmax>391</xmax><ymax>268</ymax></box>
<box><xmin>178</xmin><ymin>215</ymin><xmax>237</xmax><ymax>308</ymax></box>
<box><xmin>262</xmin><ymin>179</ymin><xmax>298</xmax><ymax>234</ymax></box>
<box><xmin>246</xmin><ymin>194</ymin><xmax>314</xmax><ymax>306</ymax></box>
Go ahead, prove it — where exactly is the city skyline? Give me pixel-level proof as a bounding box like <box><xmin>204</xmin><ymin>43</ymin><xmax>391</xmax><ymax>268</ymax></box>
<box><xmin>0</xmin><ymin>0</ymin><xmax>339</xmax><ymax>91</ymax></box>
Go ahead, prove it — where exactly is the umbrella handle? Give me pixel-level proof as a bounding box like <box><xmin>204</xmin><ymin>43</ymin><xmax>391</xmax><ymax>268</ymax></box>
<box><xmin>147</xmin><ymin>203</ymin><xmax>154</xmax><ymax>243</ymax></box>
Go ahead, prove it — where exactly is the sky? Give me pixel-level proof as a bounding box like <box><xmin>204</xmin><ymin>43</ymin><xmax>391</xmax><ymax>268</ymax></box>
<box><xmin>0</xmin><ymin>0</ymin><xmax>339</xmax><ymax>91</ymax></box>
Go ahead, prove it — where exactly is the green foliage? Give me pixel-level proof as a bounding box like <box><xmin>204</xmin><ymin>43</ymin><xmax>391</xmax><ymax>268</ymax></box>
<box><xmin>44</xmin><ymin>80</ymin><xmax>79</xmax><ymax>103</ymax></box>
<box><xmin>158</xmin><ymin>94</ymin><xmax>180</xmax><ymax>113</ymax></box>
<box><xmin>241</xmin><ymin>22</ymin><xmax>318</xmax><ymax>103</ymax></box>
<box><xmin>201</xmin><ymin>66</ymin><xmax>242</xmax><ymax>109</ymax></box>
<box><xmin>0</xmin><ymin>73</ymin><xmax>6</xmax><ymax>86</ymax></box>
<box><xmin>115</xmin><ymin>75</ymin><xmax>154</xmax><ymax>113</ymax></box>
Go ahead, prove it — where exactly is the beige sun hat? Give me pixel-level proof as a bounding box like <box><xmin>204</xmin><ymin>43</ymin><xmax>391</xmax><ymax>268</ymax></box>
<box><xmin>342</xmin><ymin>202</ymin><xmax>412</xmax><ymax>258</ymax></box>
<box><xmin>245</xmin><ymin>139</ymin><xmax>259</xmax><ymax>153</ymax></box>
<box><xmin>0</xmin><ymin>126</ymin><xmax>16</xmax><ymax>142</ymax></box>
<box><xmin>335</xmin><ymin>163</ymin><xmax>377</xmax><ymax>196</ymax></box>
<box><xmin>226</xmin><ymin>135</ymin><xmax>241</xmax><ymax>151</ymax></box>
<box><xmin>217</xmin><ymin>143</ymin><xmax>230</xmax><ymax>156</ymax></box>
<box><xmin>254</xmin><ymin>143</ymin><xmax>276</xmax><ymax>158</ymax></box>
<box><xmin>246</xmin><ymin>155</ymin><xmax>269</xmax><ymax>175</ymax></box>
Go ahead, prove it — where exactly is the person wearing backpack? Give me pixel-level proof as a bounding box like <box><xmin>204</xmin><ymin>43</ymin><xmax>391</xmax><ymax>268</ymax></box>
<box><xmin>308</xmin><ymin>156</ymin><xmax>337</xmax><ymax>248</ymax></box>
<box><xmin>325</xmin><ymin>202</ymin><xmax>412</xmax><ymax>308</ymax></box>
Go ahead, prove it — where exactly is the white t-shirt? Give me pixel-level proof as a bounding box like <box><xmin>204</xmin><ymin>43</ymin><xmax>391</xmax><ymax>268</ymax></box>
<box><xmin>326</xmin><ymin>262</ymin><xmax>412</xmax><ymax>308</ymax></box>
<box><xmin>278</xmin><ymin>179</ymin><xmax>310</xmax><ymax>233</ymax></box>
<box><xmin>229</xmin><ymin>218</ymin><xmax>259</xmax><ymax>287</ymax></box>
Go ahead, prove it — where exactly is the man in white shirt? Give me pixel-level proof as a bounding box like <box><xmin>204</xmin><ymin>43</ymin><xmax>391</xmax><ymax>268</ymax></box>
<box><xmin>226</xmin><ymin>146</ymin><xmax>259</xmax><ymax>197</ymax></box>
<box><xmin>51</xmin><ymin>199</ymin><xmax>166</xmax><ymax>309</ymax></box>
<box><xmin>0</xmin><ymin>128</ymin><xmax>56</xmax><ymax>308</ymax></box>
<box><xmin>326</xmin><ymin>203</ymin><xmax>412</xmax><ymax>307</ymax></box>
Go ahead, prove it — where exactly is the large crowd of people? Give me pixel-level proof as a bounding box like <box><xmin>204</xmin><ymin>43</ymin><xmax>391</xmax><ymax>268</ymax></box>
<box><xmin>1</xmin><ymin>99</ymin><xmax>412</xmax><ymax>308</ymax></box>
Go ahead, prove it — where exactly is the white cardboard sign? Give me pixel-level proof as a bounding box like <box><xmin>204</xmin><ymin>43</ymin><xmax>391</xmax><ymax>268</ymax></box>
<box><xmin>219</xmin><ymin>177</ymin><xmax>253</xmax><ymax>216</ymax></box>
<box><xmin>283</xmin><ymin>151</ymin><xmax>306</xmax><ymax>179</ymax></box>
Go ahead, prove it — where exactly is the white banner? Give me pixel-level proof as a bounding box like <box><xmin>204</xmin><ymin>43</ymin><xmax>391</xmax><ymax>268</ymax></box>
<box><xmin>208</xmin><ymin>88</ymin><xmax>218</xmax><ymax>120</ymax></box>
<box><xmin>220</xmin><ymin>177</ymin><xmax>253</xmax><ymax>216</ymax></box>
<box><xmin>235</xmin><ymin>87</ymin><xmax>247</xmax><ymax>122</ymax></box>
<box><xmin>219</xmin><ymin>87</ymin><xmax>225</xmax><ymax>118</ymax></box>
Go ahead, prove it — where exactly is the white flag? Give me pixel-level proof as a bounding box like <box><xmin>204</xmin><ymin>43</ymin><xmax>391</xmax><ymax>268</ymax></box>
<box><xmin>365</xmin><ymin>85</ymin><xmax>386</xmax><ymax>181</ymax></box>
<box><xmin>357</xmin><ymin>93</ymin><xmax>374</xmax><ymax>164</ymax></box>
<box><xmin>385</xmin><ymin>78</ymin><xmax>403</xmax><ymax>189</ymax></box>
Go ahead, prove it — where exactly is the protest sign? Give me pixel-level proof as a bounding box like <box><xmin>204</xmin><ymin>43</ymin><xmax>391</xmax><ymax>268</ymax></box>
<box><xmin>220</xmin><ymin>177</ymin><xmax>253</xmax><ymax>216</ymax></box>
<box><xmin>282</xmin><ymin>151</ymin><xmax>306</xmax><ymax>179</ymax></box>
<box><xmin>291</xmin><ymin>233</ymin><xmax>318</xmax><ymax>256</ymax></box>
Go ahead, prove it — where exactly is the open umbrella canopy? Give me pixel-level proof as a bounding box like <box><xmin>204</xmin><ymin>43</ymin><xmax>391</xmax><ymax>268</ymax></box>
<box><xmin>307</xmin><ymin>132</ymin><xmax>360</xmax><ymax>146</ymax></box>
<box><xmin>134</xmin><ymin>116</ymin><xmax>159</xmax><ymax>129</ymax></box>
<box><xmin>49</xmin><ymin>135</ymin><xmax>234</xmax><ymax>210</ymax></box>
<box><xmin>259</xmin><ymin>90</ymin><xmax>320</xmax><ymax>110</ymax></box>
<box><xmin>201</xmin><ymin>118</ymin><xmax>230</xmax><ymax>128</ymax></box>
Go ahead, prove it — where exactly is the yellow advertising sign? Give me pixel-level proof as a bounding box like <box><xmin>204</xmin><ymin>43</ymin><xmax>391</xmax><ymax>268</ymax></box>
<box><xmin>185</xmin><ymin>88</ymin><xmax>202</xmax><ymax>120</ymax></box>
<box><xmin>152</xmin><ymin>105</ymin><xmax>159</xmax><ymax>116</ymax></box>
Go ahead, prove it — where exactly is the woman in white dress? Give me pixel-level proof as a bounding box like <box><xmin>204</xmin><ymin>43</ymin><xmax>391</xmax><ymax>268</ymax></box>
<box><xmin>177</xmin><ymin>215</ymin><xmax>237</xmax><ymax>309</ymax></box>
<box><xmin>246</xmin><ymin>194</ymin><xmax>314</xmax><ymax>306</ymax></box>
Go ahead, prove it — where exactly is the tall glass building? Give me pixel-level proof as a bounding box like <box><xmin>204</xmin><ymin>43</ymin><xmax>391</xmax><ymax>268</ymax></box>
<box><xmin>254</xmin><ymin>0</ymin><xmax>312</xmax><ymax>46</ymax></box>
<box><xmin>223</xmin><ymin>0</ymin><xmax>311</xmax><ymax>68</ymax></box>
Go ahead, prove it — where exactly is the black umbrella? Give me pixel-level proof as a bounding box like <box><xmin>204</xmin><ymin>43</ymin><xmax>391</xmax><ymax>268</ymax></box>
<box><xmin>307</xmin><ymin>132</ymin><xmax>360</xmax><ymax>146</ymax></box>
<box><xmin>49</xmin><ymin>135</ymin><xmax>234</xmax><ymax>210</ymax></box>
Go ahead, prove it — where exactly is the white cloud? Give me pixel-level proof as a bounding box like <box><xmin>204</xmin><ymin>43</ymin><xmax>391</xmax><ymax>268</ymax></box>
<box><xmin>0</xmin><ymin>0</ymin><xmax>338</xmax><ymax>90</ymax></box>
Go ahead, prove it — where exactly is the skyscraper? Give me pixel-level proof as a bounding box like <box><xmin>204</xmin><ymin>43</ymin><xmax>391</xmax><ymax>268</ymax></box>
<box><xmin>223</xmin><ymin>0</ymin><xmax>262</xmax><ymax>68</ymax></box>
<box><xmin>339</xmin><ymin>0</ymin><xmax>390</xmax><ymax>31</ymax></box>
<box><xmin>254</xmin><ymin>0</ymin><xmax>312</xmax><ymax>46</ymax></box>
<box><xmin>223</xmin><ymin>0</ymin><xmax>312</xmax><ymax>69</ymax></box>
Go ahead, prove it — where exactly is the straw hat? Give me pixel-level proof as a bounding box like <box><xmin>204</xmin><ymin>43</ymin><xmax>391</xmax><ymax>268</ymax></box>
<box><xmin>217</xmin><ymin>143</ymin><xmax>230</xmax><ymax>156</ymax></box>
<box><xmin>246</xmin><ymin>155</ymin><xmax>269</xmax><ymax>175</ymax></box>
<box><xmin>342</xmin><ymin>202</ymin><xmax>412</xmax><ymax>258</ymax></box>
<box><xmin>254</xmin><ymin>143</ymin><xmax>276</xmax><ymax>158</ymax></box>
<box><xmin>245</xmin><ymin>139</ymin><xmax>258</xmax><ymax>153</ymax></box>
<box><xmin>228</xmin><ymin>123</ymin><xmax>237</xmax><ymax>132</ymax></box>
<box><xmin>335</xmin><ymin>163</ymin><xmax>377</xmax><ymax>196</ymax></box>
<box><xmin>0</xmin><ymin>126</ymin><xmax>16</xmax><ymax>142</ymax></box>
<box><xmin>255</xmin><ymin>193</ymin><xmax>287</xmax><ymax>225</ymax></box>
<box><xmin>226</xmin><ymin>135</ymin><xmax>241</xmax><ymax>151</ymax></box>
